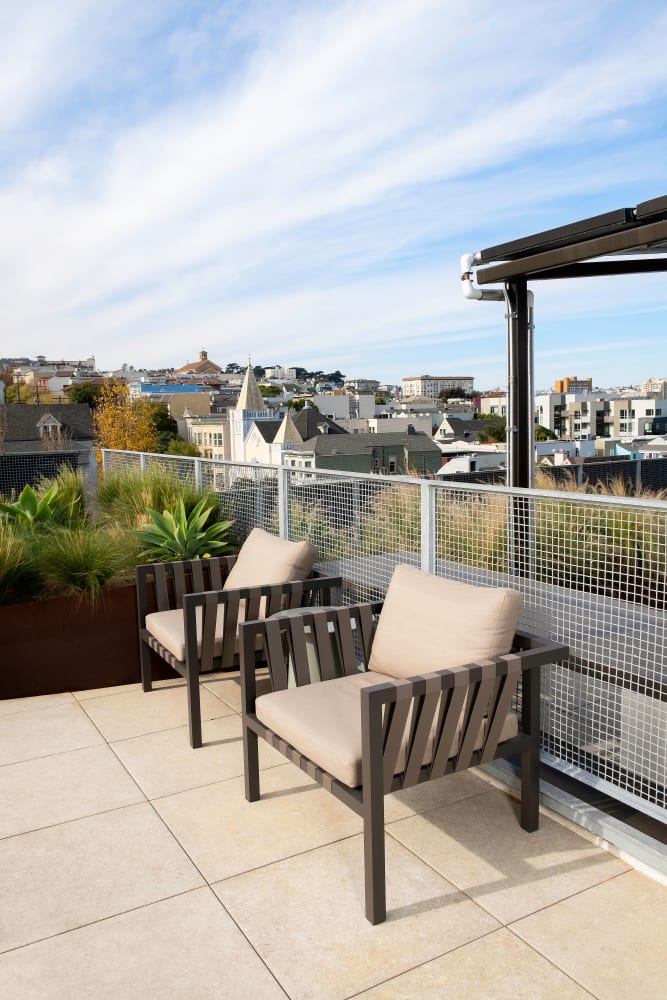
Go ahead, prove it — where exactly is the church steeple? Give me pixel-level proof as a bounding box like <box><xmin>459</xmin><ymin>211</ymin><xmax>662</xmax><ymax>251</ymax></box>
<box><xmin>236</xmin><ymin>356</ymin><xmax>267</xmax><ymax>413</ymax></box>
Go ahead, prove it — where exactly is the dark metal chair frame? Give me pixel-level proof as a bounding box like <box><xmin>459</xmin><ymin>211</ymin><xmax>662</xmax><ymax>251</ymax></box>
<box><xmin>136</xmin><ymin>555</ymin><xmax>342</xmax><ymax>748</ymax></box>
<box><xmin>239</xmin><ymin>603</ymin><xmax>569</xmax><ymax>923</ymax></box>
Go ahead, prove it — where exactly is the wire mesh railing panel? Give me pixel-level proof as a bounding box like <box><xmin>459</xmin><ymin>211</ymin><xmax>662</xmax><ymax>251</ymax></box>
<box><xmin>211</xmin><ymin>463</ymin><xmax>278</xmax><ymax>546</ymax></box>
<box><xmin>433</xmin><ymin>480</ymin><xmax>667</xmax><ymax>817</ymax></box>
<box><xmin>641</xmin><ymin>458</ymin><xmax>667</xmax><ymax>493</ymax></box>
<box><xmin>0</xmin><ymin>451</ymin><xmax>85</xmax><ymax>498</ymax></box>
<box><xmin>284</xmin><ymin>470</ymin><xmax>422</xmax><ymax>602</ymax></box>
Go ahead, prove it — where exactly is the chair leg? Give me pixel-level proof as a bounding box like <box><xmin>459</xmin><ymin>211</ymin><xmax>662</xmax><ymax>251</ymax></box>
<box><xmin>520</xmin><ymin>744</ymin><xmax>540</xmax><ymax>832</ymax></box>
<box><xmin>186</xmin><ymin>666</ymin><xmax>202</xmax><ymax>749</ymax></box>
<box><xmin>363</xmin><ymin>792</ymin><xmax>386</xmax><ymax>924</ymax></box>
<box><xmin>243</xmin><ymin>724</ymin><xmax>260</xmax><ymax>802</ymax></box>
<box><xmin>139</xmin><ymin>641</ymin><xmax>153</xmax><ymax>692</ymax></box>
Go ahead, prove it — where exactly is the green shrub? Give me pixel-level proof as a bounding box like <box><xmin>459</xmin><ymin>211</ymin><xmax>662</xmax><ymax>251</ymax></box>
<box><xmin>0</xmin><ymin>522</ymin><xmax>42</xmax><ymax>605</ymax></box>
<box><xmin>40</xmin><ymin>468</ymin><xmax>88</xmax><ymax>528</ymax></box>
<box><xmin>40</xmin><ymin>526</ymin><xmax>128</xmax><ymax>601</ymax></box>
<box><xmin>97</xmin><ymin>466</ymin><xmax>211</xmax><ymax>530</ymax></box>
<box><xmin>133</xmin><ymin>497</ymin><xmax>234</xmax><ymax>562</ymax></box>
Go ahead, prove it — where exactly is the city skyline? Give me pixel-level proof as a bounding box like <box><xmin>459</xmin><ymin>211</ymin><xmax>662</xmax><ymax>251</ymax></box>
<box><xmin>2</xmin><ymin>1</ymin><xmax>667</xmax><ymax>388</ymax></box>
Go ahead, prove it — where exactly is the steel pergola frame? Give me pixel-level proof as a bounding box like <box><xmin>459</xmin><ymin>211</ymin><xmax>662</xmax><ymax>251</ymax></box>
<box><xmin>469</xmin><ymin>194</ymin><xmax>667</xmax><ymax>488</ymax></box>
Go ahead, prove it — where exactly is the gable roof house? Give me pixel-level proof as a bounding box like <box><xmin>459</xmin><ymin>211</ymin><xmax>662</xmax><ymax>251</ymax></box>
<box><xmin>0</xmin><ymin>403</ymin><xmax>96</xmax><ymax>493</ymax></box>
<box><xmin>285</xmin><ymin>429</ymin><xmax>442</xmax><ymax>475</ymax></box>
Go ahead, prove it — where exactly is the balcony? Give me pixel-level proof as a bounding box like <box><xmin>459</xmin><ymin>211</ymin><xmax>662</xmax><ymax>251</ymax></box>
<box><xmin>2</xmin><ymin>449</ymin><xmax>667</xmax><ymax>996</ymax></box>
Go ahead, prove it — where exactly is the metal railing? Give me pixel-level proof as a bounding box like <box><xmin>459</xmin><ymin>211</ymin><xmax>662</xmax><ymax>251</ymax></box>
<box><xmin>101</xmin><ymin>449</ymin><xmax>667</xmax><ymax>823</ymax></box>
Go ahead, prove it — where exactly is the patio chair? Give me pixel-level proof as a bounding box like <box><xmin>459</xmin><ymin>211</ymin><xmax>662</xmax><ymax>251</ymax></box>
<box><xmin>239</xmin><ymin>564</ymin><xmax>569</xmax><ymax>924</ymax></box>
<box><xmin>136</xmin><ymin>527</ymin><xmax>342</xmax><ymax>748</ymax></box>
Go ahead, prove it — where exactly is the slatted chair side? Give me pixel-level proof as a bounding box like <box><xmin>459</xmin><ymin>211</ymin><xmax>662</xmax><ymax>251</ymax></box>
<box><xmin>402</xmin><ymin>674</ymin><xmax>444</xmax><ymax>787</ymax></box>
<box><xmin>199</xmin><ymin>591</ymin><xmax>222</xmax><ymax>671</ymax></box>
<box><xmin>221</xmin><ymin>590</ymin><xmax>242</xmax><ymax>668</ymax></box>
<box><xmin>456</xmin><ymin>662</ymin><xmax>499</xmax><ymax>771</ymax></box>
<box><xmin>430</xmin><ymin>674</ymin><xmax>469</xmax><ymax>779</ymax></box>
<box><xmin>480</xmin><ymin>654</ymin><xmax>522</xmax><ymax>764</ymax></box>
<box><xmin>378</xmin><ymin>682</ymin><xmax>411</xmax><ymax>792</ymax></box>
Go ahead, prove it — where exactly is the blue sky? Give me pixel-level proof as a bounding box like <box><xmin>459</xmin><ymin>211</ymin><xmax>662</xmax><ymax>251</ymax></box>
<box><xmin>2</xmin><ymin>0</ymin><xmax>667</xmax><ymax>390</ymax></box>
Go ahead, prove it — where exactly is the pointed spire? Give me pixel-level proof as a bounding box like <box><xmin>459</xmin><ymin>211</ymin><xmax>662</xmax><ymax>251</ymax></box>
<box><xmin>236</xmin><ymin>358</ymin><xmax>267</xmax><ymax>412</ymax></box>
<box><xmin>274</xmin><ymin>410</ymin><xmax>302</xmax><ymax>445</ymax></box>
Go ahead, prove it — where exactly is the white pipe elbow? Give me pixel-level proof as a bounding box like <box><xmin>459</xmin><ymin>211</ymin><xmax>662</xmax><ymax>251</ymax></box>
<box><xmin>460</xmin><ymin>252</ymin><xmax>504</xmax><ymax>302</ymax></box>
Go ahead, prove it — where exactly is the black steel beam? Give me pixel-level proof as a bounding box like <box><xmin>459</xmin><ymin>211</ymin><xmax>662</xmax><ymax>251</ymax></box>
<box><xmin>476</xmin><ymin>218</ymin><xmax>667</xmax><ymax>284</ymax></box>
<box><xmin>523</xmin><ymin>258</ymin><xmax>667</xmax><ymax>280</ymax></box>
<box><xmin>479</xmin><ymin>208</ymin><xmax>634</xmax><ymax>263</ymax></box>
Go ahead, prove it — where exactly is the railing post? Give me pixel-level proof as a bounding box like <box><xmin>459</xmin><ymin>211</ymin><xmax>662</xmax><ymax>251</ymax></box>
<box><xmin>194</xmin><ymin>458</ymin><xmax>203</xmax><ymax>491</ymax></box>
<box><xmin>139</xmin><ymin>452</ymin><xmax>147</xmax><ymax>475</ymax></box>
<box><xmin>635</xmin><ymin>458</ymin><xmax>642</xmax><ymax>495</ymax></box>
<box><xmin>420</xmin><ymin>481</ymin><xmax>437</xmax><ymax>574</ymax></box>
<box><xmin>278</xmin><ymin>465</ymin><xmax>291</xmax><ymax>540</ymax></box>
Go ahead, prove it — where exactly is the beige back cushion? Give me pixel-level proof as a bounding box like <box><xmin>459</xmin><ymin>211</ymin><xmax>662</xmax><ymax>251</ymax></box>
<box><xmin>224</xmin><ymin>527</ymin><xmax>317</xmax><ymax>590</ymax></box>
<box><xmin>368</xmin><ymin>564</ymin><xmax>523</xmax><ymax>679</ymax></box>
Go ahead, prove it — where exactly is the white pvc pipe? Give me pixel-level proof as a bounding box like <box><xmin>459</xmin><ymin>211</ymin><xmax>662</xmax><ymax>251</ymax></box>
<box><xmin>460</xmin><ymin>252</ymin><xmax>504</xmax><ymax>301</ymax></box>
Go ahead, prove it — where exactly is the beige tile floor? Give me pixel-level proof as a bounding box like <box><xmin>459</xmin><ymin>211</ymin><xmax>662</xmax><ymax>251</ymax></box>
<box><xmin>1</xmin><ymin>670</ymin><xmax>666</xmax><ymax>1000</ymax></box>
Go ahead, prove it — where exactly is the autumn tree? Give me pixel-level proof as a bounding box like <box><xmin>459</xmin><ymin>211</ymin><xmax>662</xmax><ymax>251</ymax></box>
<box><xmin>92</xmin><ymin>382</ymin><xmax>160</xmax><ymax>452</ymax></box>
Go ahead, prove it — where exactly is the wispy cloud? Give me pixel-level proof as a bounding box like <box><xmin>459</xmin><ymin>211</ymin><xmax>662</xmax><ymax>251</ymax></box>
<box><xmin>1</xmin><ymin>0</ymin><xmax>667</xmax><ymax>387</ymax></box>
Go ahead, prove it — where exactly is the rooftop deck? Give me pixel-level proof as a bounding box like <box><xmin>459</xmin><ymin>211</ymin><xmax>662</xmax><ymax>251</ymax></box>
<box><xmin>2</xmin><ymin>671</ymin><xmax>666</xmax><ymax>999</ymax></box>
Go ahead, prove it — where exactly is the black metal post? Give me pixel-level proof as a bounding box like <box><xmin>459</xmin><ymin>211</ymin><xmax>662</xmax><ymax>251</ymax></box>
<box><xmin>505</xmin><ymin>277</ymin><xmax>532</xmax><ymax>489</ymax></box>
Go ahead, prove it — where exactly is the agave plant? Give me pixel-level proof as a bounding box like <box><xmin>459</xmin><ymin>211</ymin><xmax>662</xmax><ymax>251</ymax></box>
<box><xmin>0</xmin><ymin>482</ymin><xmax>77</xmax><ymax>529</ymax></box>
<box><xmin>133</xmin><ymin>497</ymin><xmax>234</xmax><ymax>562</ymax></box>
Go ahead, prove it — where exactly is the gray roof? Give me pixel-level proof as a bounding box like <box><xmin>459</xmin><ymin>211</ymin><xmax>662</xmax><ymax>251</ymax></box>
<box><xmin>293</xmin><ymin>430</ymin><xmax>440</xmax><ymax>456</ymax></box>
<box><xmin>251</xmin><ymin>420</ymin><xmax>282</xmax><ymax>443</ymax></box>
<box><xmin>1</xmin><ymin>404</ymin><xmax>94</xmax><ymax>453</ymax></box>
<box><xmin>440</xmin><ymin>417</ymin><xmax>480</xmax><ymax>443</ymax></box>
<box><xmin>292</xmin><ymin>408</ymin><xmax>347</xmax><ymax>439</ymax></box>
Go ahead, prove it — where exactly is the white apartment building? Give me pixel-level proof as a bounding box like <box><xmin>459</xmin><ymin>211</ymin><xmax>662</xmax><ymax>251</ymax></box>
<box><xmin>642</xmin><ymin>376</ymin><xmax>667</xmax><ymax>397</ymax></box>
<box><xmin>478</xmin><ymin>391</ymin><xmax>507</xmax><ymax>418</ymax></box>
<box><xmin>402</xmin><ymin>375</ymin><xmax>474</xmax><ymax>399</ymax></box>
<box><xmin>535</xmin><ymin>392</ymin><xmax>667</xmax><ymax>440</ymax></box>
<box><xmin>312</xmin><ymin>392</ymin><xmax>375</xmax><ymax>421</ymax></box>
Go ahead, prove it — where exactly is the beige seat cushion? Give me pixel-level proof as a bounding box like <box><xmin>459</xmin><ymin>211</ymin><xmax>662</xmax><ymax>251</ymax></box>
<box><xmin>145</xmin><ymin>605</ymin><xmax>229</xmax><ymax>662</ymax></box>
<box><xmin>255</xmin><ymin>672</ymin><xmax>518</xmax><ymax>788</ymax></box>
<box><xmin>224</xmin><ymin>528</ymin><xmax>317</xmax><ymax>590</ymax></box>
<box><xmin>368</xmin><ymin>565</ymin><xmax>523</xmax><ymax>680</ymax></box>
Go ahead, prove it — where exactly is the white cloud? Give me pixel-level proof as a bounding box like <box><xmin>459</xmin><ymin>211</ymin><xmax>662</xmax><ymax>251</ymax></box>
<box><xmin>1</xmin><ymin>0</ymin><xmax>666</xmax><ymax>388</ymax></box>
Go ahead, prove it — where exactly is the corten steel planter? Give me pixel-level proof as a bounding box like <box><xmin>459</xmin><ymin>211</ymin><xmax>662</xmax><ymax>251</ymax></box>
<box><xmin>0</xmin><ymin>583</ymin><xmax>176</xmax><ymax>699</ymax></box>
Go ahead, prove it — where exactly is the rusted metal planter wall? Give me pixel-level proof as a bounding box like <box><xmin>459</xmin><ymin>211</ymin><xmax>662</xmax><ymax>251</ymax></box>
<box><xmin>0</xmin><ymin>583</ymin><xmax>174</xmax><ymax>699</ymax></box>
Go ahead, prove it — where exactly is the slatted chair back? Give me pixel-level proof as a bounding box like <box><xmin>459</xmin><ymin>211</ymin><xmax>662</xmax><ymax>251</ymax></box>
<box><xmin>258</xmin><ymin>604</ymin><xmax>382</xmax><ymax>690</ymax></box>
<box><xmin>136</xmin><ymin>555</ymin><xmax>237</xmax><ymax>617</ymax></box>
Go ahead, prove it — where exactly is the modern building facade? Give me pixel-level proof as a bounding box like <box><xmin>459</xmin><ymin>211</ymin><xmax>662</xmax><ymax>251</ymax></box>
<box><xmin>401</xmin><ymin>375</ymin><xmax>474</xmax><ymax>399</ymax></box>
